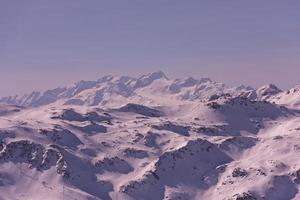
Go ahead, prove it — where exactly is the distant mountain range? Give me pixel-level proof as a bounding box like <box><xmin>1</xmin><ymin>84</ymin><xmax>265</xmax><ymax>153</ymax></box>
<box><xmin>2</xmin><ymin>71</ymin><xmax>297</xmax><ymax>108</ymax></box>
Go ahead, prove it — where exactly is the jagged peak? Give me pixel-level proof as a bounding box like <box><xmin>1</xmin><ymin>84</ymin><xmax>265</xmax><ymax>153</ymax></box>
<box><xmin>74</xmin><ymin>80</ymin><xmax>97</xmax><ymax>88</ymax></box>
<box><xmin>132</xmin><ymin>71</ymin><xmax>169</xmax><ymax>89</ymax></box>
<box><xmin>138</xmin><ymin>71</ymin><xmax>168</xmax><ymax>81</ymax></box>
<box><xmin>198</xmin><ymin>77</ymin><xmax>213</xmax><ymax>83</ymax></box>
<box><xmin>97</xmin><ymin>75</ymin><xmax>114</xmax><ymax>83</ymax></box>
<box><xmin>257</xmin><ymin>84</ymin><xmax>282</xmax><ymax>99</ymax></box>
<box><xmin>181</xmin><ymin>77</ymin><xmax>198</xmax><ymax>87</ymax></box>
<box><xmin>234</xmin><ymin>85</ymin><xmax>254</xmax><ymax>91</ymax></box>
<box><xmin>258</xmin><ymin>83</ymin><xmax>281</xmax><ymax>91</ymax></box>
<box><xmin>288</xmin><ymin>85</ymin><xmax>300</xmax><ymax>93</ymax></box>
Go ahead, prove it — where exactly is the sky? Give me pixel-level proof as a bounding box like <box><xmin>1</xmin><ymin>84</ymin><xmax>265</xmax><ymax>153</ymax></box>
<box><xmin>0</xmin><ymin>0</ymin><xmax>300</xmax><ymax>96</ymax></box>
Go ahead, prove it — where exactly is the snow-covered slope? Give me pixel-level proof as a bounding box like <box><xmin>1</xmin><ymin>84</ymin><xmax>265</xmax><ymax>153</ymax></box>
<box><xmin>1</xmin><ymin>72</ymin><xmax>300</xmax><ymax>200</ymax></box>
<box><xmin>266</xmin><ymin>86</ymin><xmax>300</xmax><ymax>108</ymax></box>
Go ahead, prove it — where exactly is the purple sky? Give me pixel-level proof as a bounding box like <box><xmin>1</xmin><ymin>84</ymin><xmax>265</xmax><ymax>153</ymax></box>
<box><xmin>1</xmin><ymin>0</ymin><xmax>300</xmax><ymax>96</ymax></box>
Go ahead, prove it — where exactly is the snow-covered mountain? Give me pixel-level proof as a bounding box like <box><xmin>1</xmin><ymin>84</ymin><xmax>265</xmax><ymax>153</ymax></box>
<box><xmin>0</xmin><ymin>71</ymin><xmax>255</xmax><ymax>108</ymax></box>
<box><xmin>1</xmin><ymin>72</ymin><xmax>300</xmax><ymax>200</ymax></box>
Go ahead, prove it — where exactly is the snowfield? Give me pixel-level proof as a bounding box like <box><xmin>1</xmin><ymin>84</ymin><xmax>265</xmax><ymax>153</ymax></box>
<box><xmin>0</xmin><ymin>72</ymin><xmax>300</xmax><ymax>200</ymax></box>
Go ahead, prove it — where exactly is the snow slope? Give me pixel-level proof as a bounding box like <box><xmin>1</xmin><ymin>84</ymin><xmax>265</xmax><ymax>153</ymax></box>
<box><xmin>1</xmin><ymin>72</ymin><xmax>300</xmax><ymax>200</ymax></box>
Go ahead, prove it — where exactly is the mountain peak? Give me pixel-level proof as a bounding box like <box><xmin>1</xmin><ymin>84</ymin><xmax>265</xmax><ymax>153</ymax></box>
<box><xmin>141</xmin><ymin>71</ymin><xmax>169</xmax><ymax>80</ymax></box>
<box><xmin>257</xmin><ymin>84</ymin><xmax>282</xmax><ymax>100</ymax></box>
<box><xmin>133</xmin><ymin>71</ymin><xmax>169</xmax><ymax>89</ymax></box>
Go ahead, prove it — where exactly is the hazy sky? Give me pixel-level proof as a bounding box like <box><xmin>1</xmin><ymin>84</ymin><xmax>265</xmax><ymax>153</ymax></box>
<box><xmin>1</xmin><ymin>0</ymin><xmax>300</xmax><ymax>96</ymax></box>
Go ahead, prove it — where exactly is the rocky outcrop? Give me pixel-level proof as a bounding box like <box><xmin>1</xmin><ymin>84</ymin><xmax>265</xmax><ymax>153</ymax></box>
<box><xmin>120</xmin><ymin>139</ymin><xmax>232</xmax><ymax>200</ymax></box>
<box><xmin>38</xmin><ymin>128</ymin><xmax>83</xmax><ymax>148</ymax></box>
<box><xmin>0</xmin><ymin>140</ymin><xmax>70</xmax><ymax>177</ymax></box>
<box><xmin>52</xmin><ymin>109</ymin><xmax>112</xmax><ymax>123</ymax></box>
<box><xmin>256</xmin><ymin>84</ymin><xmax>282</xmax><ymax>100</ymax></box>
<box><xmin>94</xmin><ymin>156</ymin><xmax>134</xmax><ymax>174</ymax></box>
<box><xmin>152</xmin><ymin>122</ymin><xmax>190</xmax><ymax>136</ymax></box>
<box><xmin>117</xmin><ymin>103</ymin><xmax>164</xmax><ymax>117</ymax></box>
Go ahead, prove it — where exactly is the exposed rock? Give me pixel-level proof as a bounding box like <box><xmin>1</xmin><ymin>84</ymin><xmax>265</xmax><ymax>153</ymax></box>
<box><xmin>94</xmin><ymin>156</ymin><xmax>134</xmax><ymax>174</ymax></box>
<box><xmin>39</xmin><ymin>128</ymin><xmax>83</xmax><ymax>148</ymax></box>
<box><xmin>117</xmin><ymin>103</ymin><xmax>164</xmax><ymax>117</ymax></box>
<box><xmin>231</xmin><ymin>192</ymin><xmax>257</xmax><ymax>200</ymax></box>
<box><xmin>256</xmin><ymin>84</ymin><xmax>282</xmax><ymax>100</ymax></box>
<box><xmin>124</xmin><ymin>148</ymin><xmax>149</xmax><ymax>159</ymax></box>
<box><xmin>152</xmin><ymin>122</ymin><xmax>190</xmax><ymax>136</ymax></box>
<box><xmin>291</xmin><ymin>169</ymin><xmax>300</xmax><ymax>184</ymax></box>
<box><xmin>232</xmin><ymin>168</ymin><xmax>248</xmax><ymax>178</ymax></box>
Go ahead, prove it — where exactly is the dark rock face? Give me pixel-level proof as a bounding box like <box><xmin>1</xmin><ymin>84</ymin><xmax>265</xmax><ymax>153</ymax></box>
<box><xmin>117</xmin><ymin>103</ymin><xmax>164</xmax><ymax>117</ymax></box>
<box><xmin>232</xmin><ymin>192</ymin><xmax>257</xmax><ymax>200</ymax></box>
<box><xmin>144</xmin><ymin>132</ymin><xmax>159</xmax><ymax>147</ymax></box>
<box><xmin>59</xmin><ymin>109</ymin><xmax>85</xmax><ymax>121</ymax></box>
<box><xmin>0</xmin><ymin>140</ymin><xmax>70</xmax><ymax>177</ymax></box>
<box><xmin>94</xmin><ymin>156</ymin><xmax>134</xmax><ymax>174</ymax></box>
<box><xmin>206</xmin><ymin>101</ymin><xmax>221</xmax><ymax>109</ymax></box>
<box><xmin>0</xmin><ymin>140</ymin><xmax>45</xmax><ymax>167</ymax></box>
<box><xmin>39</xmin><ymin>128</ymin><xmax>83</xmax><ymax>148</ymax></box>
<box><xmin>232</xmin><ymin>168</ymin><xmax>248</xmax><ymax>178</ymax></box>
<box><xmin>75</xmin><ymin>122</ymin><xmax>107</xmax><ymax>135</ymax></box>
<box><xmin>0</xmin><ymin>130</ymin><xmax>16</xmax><ymax>141</ymax></box>
<box><xmin>123</xmin><ymin>148</ymin><xmax>149</xmax><ymax>159</ymax></box>
<box><xmin>52</xmin><ymin>109</ymin><xmax>112</xmax><ymax>123</ymax></box>
<box><xmin>196</xmin><ymin>125</ymin><xmax>226</xmax><ymax>136</ymax></box>
<box><xmin>152</xmin><ymin>122</ymin><xmax>190</xmax><ymax>136</ymax></box>
<box><xmin>292</xmin><ymin>169</ymin><xmax>300</xmax><ymax>184</ymax></box>
<box><xmin>219</xmin><ymin>136</ymin><xmax>258</xmax><ymax>151</ymax></box>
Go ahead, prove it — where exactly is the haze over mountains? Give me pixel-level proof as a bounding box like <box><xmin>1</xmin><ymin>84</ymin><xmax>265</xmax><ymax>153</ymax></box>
<box><xmin>1</xmin><ymin>72</ymin><xmax>300</xmax><ymax>200</ymax></box>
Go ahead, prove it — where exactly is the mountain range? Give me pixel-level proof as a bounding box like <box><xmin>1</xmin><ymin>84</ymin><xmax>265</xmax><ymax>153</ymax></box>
<box><xmin>1</xmin><ymin>71</ymin><xmax>300</xmax><ymax>200</ymax></box>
